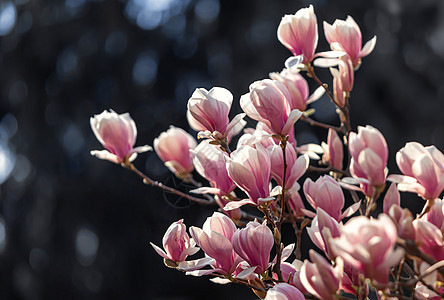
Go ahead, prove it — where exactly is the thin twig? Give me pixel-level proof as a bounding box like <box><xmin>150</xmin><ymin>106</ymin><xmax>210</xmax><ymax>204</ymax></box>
<box><xmin>301</xmin><ymin>115</ymin><xmax>343</xmax><ymax>133</ymax></box>
<box><xmin>124</xmin><ymin>162</ymin><xmax>216</xmax><ymax>206</ymax></box>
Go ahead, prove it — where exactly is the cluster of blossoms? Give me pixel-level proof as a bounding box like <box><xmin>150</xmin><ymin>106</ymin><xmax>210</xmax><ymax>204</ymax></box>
<box><xmin>90</xmin><ymin>5</ymin><xmax>444</xmax><ymax>300</ymax></box>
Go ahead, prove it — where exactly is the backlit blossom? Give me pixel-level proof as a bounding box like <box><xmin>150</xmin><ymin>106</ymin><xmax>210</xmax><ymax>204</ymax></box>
<box><xmin>90</xmin><ymin>110</ymin><xmax>151</xmax><ymax>164</ymax></box>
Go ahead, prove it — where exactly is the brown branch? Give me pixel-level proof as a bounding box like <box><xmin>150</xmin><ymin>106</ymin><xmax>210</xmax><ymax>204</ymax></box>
<box><xmin>124</xmin><ymin>162</ymin><xmax>216</xmax><ymax>206</ymax></box>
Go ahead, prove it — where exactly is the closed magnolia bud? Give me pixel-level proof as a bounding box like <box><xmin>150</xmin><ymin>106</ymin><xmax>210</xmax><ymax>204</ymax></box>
<box><xmin>240</xmin><ymin>79</ymin><xmax>302</xmax><ymax>137</ymax></box>
<box><xmin>90</xmin><ymin>110</ymin><xmax>151</xmax><ymax>164</ymax></box>
<box><xmin>232</xmin><ymin>221</ymin><xmax>274</xmax><ymax>274</ymax></box>
<box><xmin>349</xmin><ymin>125</ymin><xmax>388</xmax><ymax>196</ymax></box>
<box><xmin>278</xmin><ymin>5</ymin><xmax>318</xmax><ymax>63</ymax></box>
<box><xmin>303</xmin><ymin>175</ymin><xmax>345</xmax><ymax>221</ymax></box>
<box><xmin>154</xmin><ymin>126</ymin><xmax>197</xmax><ymax>178</ymax></box>
<box><xmin>300</xmin><ymin>250</ymin><xmax>343</xmax><ymax>300</ymax></box>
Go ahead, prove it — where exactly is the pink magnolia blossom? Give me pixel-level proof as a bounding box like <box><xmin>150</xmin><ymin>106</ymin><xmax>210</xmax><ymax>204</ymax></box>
<box><xmin>265</xmin><ymin>283</ymin><xmax>305</xmax><ymax>300</ymax></box>
<box><xmin>187</xmin><ymin>87</ymin><xmax>246</xmax><ymax>141</ymax></box>
<box><xmin>324</xmin><ymin>16</ymin><xmax>377</xmax><ymax>68</ymax></box>
<box><xmin>277</xmin><ymin>5</ymin><xmax>318</xmax><ymax>63</ymax></box>
<box><xmin>268</xmin><ymin>143</ymin><xmax>309</xmax><ymax>189</ymax></box>
<box><xmin>188</xmin><ymin>212</ymin><xmax>243</xmax><ymax>275</ymax></box>
<box><xmin>306</xmin><ymin>208</ymin><xmax>340</xmax><ymax>259</ymax></box>
<box><xmin>332</xmin><ymin>214</ymin><xmax>404</xmax><ymax>284</ymax></box>
<box><xmin>232</xmin><ymin>221</ymin><xmax>274</xmax><ymax>274</ymax></box>
<box><xmin>412</xmin><ymin>218</ymin><xmax>444</xmax><ymax>261</ymax></box>
<box><xmin>191</xmin><ymin>140</ymin><xmax>236</xmax><ymax>196</ymax></box>
<box><xmin>240</xmin><ymin>79</ymin><xmax>302</xmax><ymax>137</ymax></box>
<box><xmin>90</xmin><ymin>110</ymin><xmax>151</xmax><ymax>164</ymax></box>
<box><xmin>321</xmin><ymin>128</ymin><xmax>343</xmax><ymax>171</ymax></box>
<box><xmin>224</xmin><ymin>144</ymin><xmax>273</xmax><ymax>210</ymax></box>
<box><xmin>348</xmin><ymin>125</ymin><xmax>388</xmax><ymax>197</ymax></box>
<box><xmin>300</xmin><ymin>250</ymin><xmax>343</xmax><ymax>300</ymax></box>
<box><xmin>150</xmin><ymin>219</ymin><xmax>199</xmax><ymax>264</ymax></box>
<box><xmin>392</xmin><ymin>142</ymin><xmax>444</xmax><ymax>200</ymax></box>
<box><xmin>303</xmin><ymin>175</ymin><xmax>359</xmax><ymax>221</ymax></box>
<box><xmin>269</xmin><ymin>69</ymin><xmax>324</xmax><ymax>111</ymax></box>
<box><xmin>154</xmin><ymin>126</ymin><xmax>197</xmax><ymax>178</ymax></box>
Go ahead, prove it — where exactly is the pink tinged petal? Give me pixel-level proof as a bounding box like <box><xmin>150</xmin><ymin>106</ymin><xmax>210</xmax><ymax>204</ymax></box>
<box><xmin>309</xmin><ymin>251</ymin><xmax>341</xmax><ymax>294</ymax></box>
<box><xmin>235</xmin><ymin>266</ymin><xmax>257</xmax><ymax>279</ymax></box>
<box><xmin>199</xmin><ymin>231</ymin><xmax>236</xmax><ymax>272</ymax></box>
<box><xmin>383</xmin><ymin>182</ymin><xmax>401</xmax><ymax>215</ymax></box>
<box><xmin>90</xmin><ymin>150</ymin><xmax>121</xmax><ymax>164</ymax></box>
<box><xmin>186</xmin><ymin>268</ymin><xmax>222</xmax><ymax>276</ymax></box>
<box><xmin>203</xmin><ymin>212</ymin><xmax>237</xmax><ymax>240</ymax></box>
<box><xmin>340</xmin><ymin>201</ymin><xmax>361</xmax><ymax>220</ymax></box>
<box><xmin>327</xmin><ymin>128</ymin><xmax>343</xmax><ymax>170</ymax></box>
<box><xmin>412</xmin><ymin>154</ymin><xmax>438</xmax><ymax>197</ymax></box>
<box><xmin>223</xmin><ymin>199</ymin><xmax>255</xmax><ymax>211</ymax></box>
<box><xmin>357</xmin><ymin>148</ymin><xmax>385</xmax><ymax>185</ymax></box>
<box><xmin>306</xmin><ymin>86</ymin><xmax>325</xmax><ymax>104</ymax></box>
<box><xmin>178</xmin><ymin>257</ymin><xmax>215</xmax><ymax>271</ymax></box>
<box><xmin>226</xmin><ymin>113</ymin><xmax>247</xmax><ymax>140</ymax></box>
<box><xmin>179</xmin><ymin>247</ymin><xmax>200</xmax><ymax>261</ymax></box>
<box><xmin>190</xmin><ymin>187</ymin><xmax>221</xmax><ymax>195</ymax></box>
<box><xmin>360</xmin><ymin>36</ymin><xmax>377</xmax><ymax>57</ymax></box>
<box><xmin>282</xmin><ymin>109</ymin><xmax>302</xmax><ymax>136</ymax></box>
<box><xmin>265</xmin><ymin>283</ymin><xmax>305</xmax><ymax>300</ymax></box>
<box><xmin>150</xmin><ymin>242</ymin><xmax>169</xmax><ymax>260</ymax></box>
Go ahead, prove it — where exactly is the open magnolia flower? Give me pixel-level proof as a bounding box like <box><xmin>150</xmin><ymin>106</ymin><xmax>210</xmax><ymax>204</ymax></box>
<box><xmin>90</xmin><ymin>110</ymin><xmax>152</xmax><ymax>164</ymax></box>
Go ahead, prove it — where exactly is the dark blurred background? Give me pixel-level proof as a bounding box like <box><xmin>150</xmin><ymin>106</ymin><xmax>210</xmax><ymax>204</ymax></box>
<box><xmin>0</xmin><ymin>0</ymin><xmax>443</xmax><ymax>299</ymax></box>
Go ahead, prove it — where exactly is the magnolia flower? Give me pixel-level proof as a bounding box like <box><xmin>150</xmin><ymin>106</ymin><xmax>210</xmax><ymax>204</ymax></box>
<box><xmin>324</xmin><ymin>16</ymin><xmax>376</xmax><ymax>68</ymax></box>
<box><xmin>90</xmin><ymin>110</ymin><xmax>151</xmax><ymax>164</ymax></box>
<box><xmin>187</xmin><ymin>87</ymin><xmax>246</xmax><ymax>141</ymax></box>
<box><xmin>348</xmin><ymin>125</ymin><xmax>388</xmax><ymax>197</ymax></box>
<box><xmin>303</xmin><ymin>175</ymin><xmax>359</xmax><ymax>221</ymax></box>
<box><xmin>412</xmin><ymin>218</ymin><xmax>444</xmax><ymax>261</ymax></box>
<box><xmin>240</xmin><ymin>79</ymin><xmax>302</xmax><ymax>137</ymax></box>
<box><xmin>392</xmin><ymin>142</ymin><xmax>444</xmax><ymax>200</ymax></box>
<box><xmin>300</xmin><ymin>250</ymin><xmax>343</xmax><ymax>300</ymax></box>
<box><xmin>277</xmin><ymin>5</ymin><xmax>318</xmax><ymax>63</ymax></box>
<box><xmin>154</xmin><ymin>126</ymin><xmax>197</xmax><ymax>178</ymax></box>
<box><xmin>232</xmin><ymin>221</ymin><xmax>274</xmax><ymax>274</ymax></box>
<box><xmin>265</xmin><ymin>283</ymin><xmax>305</xmax><ymax>300</ymax></box>
<box><xmin>150</xmin><ymin>219</ymin><xmax>199</xmax><ymax>265</ymax></box>
<box><xmin>186</xmin><ymin>212</ymin><xmax>243</xmax><ymax>275</ymax></box>
<box><xmin>332</xmin><ymin>214</ymin><xmax>404</xmax><ymax>284</ymax></box>
<box><xmin>269</xmin><ymin>69</ymin><xmax>324</xmax><ymax>111</ymax></box>
<box><xmin>191</xmin><ymin>140</ymin><xmax>236</xmax><ymax>196</ymax></box>
<box><xmin>224</xmin><ymin>144</ymin><xmax>273</xmax><ymax>210</ymax></box>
